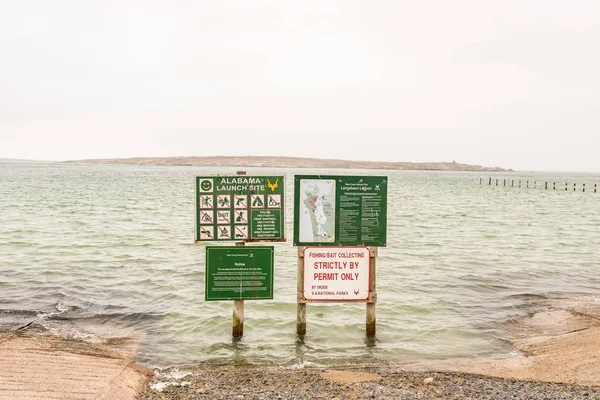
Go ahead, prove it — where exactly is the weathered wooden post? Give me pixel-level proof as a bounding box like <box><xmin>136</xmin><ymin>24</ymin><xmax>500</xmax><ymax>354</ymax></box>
<box><xmin>366</xmin><ymin>247</ymin><xmax>377</xmax><ymax>337</ymax></box>
<box><xmin>545</xmin><ymin>182</ymin><xmax>548</xmax><ymax>190</ymax></box>
<box><xmin>503</xmin><ymin>179</ymin><xmax>506</xmax><ymax>187</ymax></box>
<box><xmin>583</xmin><ymin>183</ymin><xmax>586</xmax><ymax>192</ymax></box>
<box><xmin>527</xmin><ymin>180</ymin><xmax>529</xmax><ymax>188</ymax></box>
<box><xmin>512</xmin><ymin>180</ymin><xmax>514</xmax><ymax>187</ymax></box>
<box><xmin>565</xmin><ymin>182</ymin><xmax>568</xmax><ymax>191</ymax></box>
<box><xmin>480</xmin><ymin>178</ymin><xmax>482</xmax><ymax>185</ymax></box>
<box><xmin>496</xmin><ymin>179</ymin><xmax>498</xmax><ymax>186</ymax></box>
<box><xmin>232</xmin><ymin>239</ymin><xmax>246</xmax><ymax>338</ymax></box>
<box><xmin>297</xmin><ymin>246</ymin><xmax>306</xmax><ymax>336</ymax></box>
<box><xmin>595</xmin><ymin>184</ymin><xmax>597</xmax><ymax>193</ymax></box>
<box><xmin>519</xmin><ymin>180</ymin><xmax>521</xmax><ymax>187</ymax></box>
<box><xmin>489</xmin><ymin>177</ymin><xmax>492</xmax><ymax>185</ymax></box>
<box><xmin>553</xmin><ymin>182</ymin><xmax>556</xmax><ymax>190</ymax></box>
<box><xmin>574</xmin><ymin>183</ymin><xmax>576</xmax><ymax>192</ymax></box>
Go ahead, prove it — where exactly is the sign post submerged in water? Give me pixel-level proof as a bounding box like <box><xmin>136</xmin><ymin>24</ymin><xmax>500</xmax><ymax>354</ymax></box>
<box><xmin>197</xmin><ymin>173</ymin><xmax>284</xmax><ymax>338</ymax></box>
<box><xmin>293</xmin><ymin>175</ymin><xmax>387</xmax><ymax>337</ymax></box>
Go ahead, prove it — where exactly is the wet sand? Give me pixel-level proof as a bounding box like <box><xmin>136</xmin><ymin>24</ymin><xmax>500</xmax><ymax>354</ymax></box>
<box><xmin>2</xmin><ymin>297</ymin><xmax>600</xmax><ymax>399</ymax></box>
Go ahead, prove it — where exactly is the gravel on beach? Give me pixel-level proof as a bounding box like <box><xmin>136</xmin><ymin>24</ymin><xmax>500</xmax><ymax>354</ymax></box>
<box><xmin>140</xmin><ymin>365</ymin><xmax>600</xmax><ymax>400</ymax></box>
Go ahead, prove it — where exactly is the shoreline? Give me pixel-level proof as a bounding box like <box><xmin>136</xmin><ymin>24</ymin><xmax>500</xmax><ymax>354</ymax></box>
<box><xmin>3</xmin><ymin>296</ymin><xmax>600</xmax><ymax>399</ymax></box>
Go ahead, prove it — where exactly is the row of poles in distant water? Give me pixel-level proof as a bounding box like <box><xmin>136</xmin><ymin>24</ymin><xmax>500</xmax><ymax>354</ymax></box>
<box><xmin>481</xmin><ymin>177</ymin><xmax>597</xmax><ymax>193</ymax></box>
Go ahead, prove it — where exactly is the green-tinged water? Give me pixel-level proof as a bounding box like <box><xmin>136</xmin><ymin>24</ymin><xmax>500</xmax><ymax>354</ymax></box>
<box><xmin>0</xmin><ymin>161</ymin><xmax>598</xmax><ymax>368</ymax></box>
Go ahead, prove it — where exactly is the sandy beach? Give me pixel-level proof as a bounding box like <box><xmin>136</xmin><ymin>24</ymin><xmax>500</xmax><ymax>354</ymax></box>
<box><xmin>2</xmin><ymin>296</ymin><xmax>600</xmax><ymax>399</ymax></box>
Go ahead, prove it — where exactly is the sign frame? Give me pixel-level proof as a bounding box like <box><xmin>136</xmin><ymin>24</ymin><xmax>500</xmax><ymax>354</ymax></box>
<box><xmin>293</xmin><ymin>175</ymin><xmax>387</xmax><ymax>247</ymax></box>
<box><xmin>205</xmin><ymin>246</ymin><xmax>274</xmax><ymax>301</ymax></box>
<box><xmin>196</xmin><ymin>175</ymin><xmax>285</xmax><ymax>243</ymax></box>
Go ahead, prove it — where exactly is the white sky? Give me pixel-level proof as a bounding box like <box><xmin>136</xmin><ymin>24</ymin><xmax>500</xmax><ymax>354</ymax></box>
<box><xmin>1</xmin><ymin>1</ymin><xmax>599</xmax><ymax>172</ymax></box>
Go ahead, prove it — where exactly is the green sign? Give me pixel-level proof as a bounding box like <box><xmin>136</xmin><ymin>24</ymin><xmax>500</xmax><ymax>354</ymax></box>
<box><xmin>205</xmin><ymin>246</ymin><xmax>274</xmax><ymax>301</ymax></box>
<box><xmin>196</xmin><ymin>175</ymin><xmax>285</xmax><ymax>242</ymax></box>
<box><xmin>293</xmin><ymin>175</ymin><xmax>387</xmax><ymax>247</ymax></box>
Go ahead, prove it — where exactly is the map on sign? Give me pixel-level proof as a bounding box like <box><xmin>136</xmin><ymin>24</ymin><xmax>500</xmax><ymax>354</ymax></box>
<box><xmin>294</xmin><ymin>175</ymin><xmax>388</xmax><ymax>247</ymax></box>
<box><xmin>298</xmin><ymin>179</ymin><xmax>336</xmax><ymax>243</ymax></box>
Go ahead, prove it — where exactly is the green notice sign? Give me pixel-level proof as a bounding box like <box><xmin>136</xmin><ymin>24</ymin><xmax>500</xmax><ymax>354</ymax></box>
<box><xmin>293</xmin><ymin>175</ymin><xmax>388</xmax><ymax>247</ymax></box>
<box><xmin>196</xmin><ymin>175</ymin><xmax>285</xmax><ymax>242</ymax></box>
<box><xmin>205</xmin><ymin>246</ymin><xmax>274</xmax><ymax>301</ymax></box>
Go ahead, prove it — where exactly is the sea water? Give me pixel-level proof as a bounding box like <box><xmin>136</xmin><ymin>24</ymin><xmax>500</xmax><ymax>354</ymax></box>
<box><xmin>1</xmin><ymin>161</ymin><xmax>598</xmax><ymax>368</ymax></box>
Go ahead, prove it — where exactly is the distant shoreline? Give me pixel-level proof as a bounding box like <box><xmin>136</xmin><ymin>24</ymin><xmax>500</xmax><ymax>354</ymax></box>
<box><xmin>62</xmin><ymin>156</ymin><xmax>511</xmax><ymax>172</ymax></box>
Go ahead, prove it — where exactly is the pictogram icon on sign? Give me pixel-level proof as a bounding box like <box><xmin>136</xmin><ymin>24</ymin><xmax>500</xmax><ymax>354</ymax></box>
<box><xmin>267</xmin><ymin>194</ymin><xmax>281</xmax><ymax>208</ymax></box>
<box><xmin>217</xmin><ymin>210</ymin><xmax>231</xmax><ymax>224</ymax></box>
<box><xmin>200</xmin><ymin>210</ymin><xmax>214</xmax><ymax>224</ymax></box>
<box><xmin>251</xmin><ymin>194</ymin><xmax>264</xmax><ymax>208</ymax></box>
<box><xmin>200</xmin><ymin>226</ymin><xmax>214</xmax><ymax>240</ymax></box>
<box><xmin>217</xmin><ymin>195</ymin><xmax>231</xmax><ymax>209</ymax></box>
<box><xmin>234</xmin><ymin>210</ymin><xmax>247</xmax><ymax>223</ymax></box>
<box><xmin>199</xmin><ymin>179</ymin><xmax>213</xmax><ymax>193</ymax></box>
<box><xmin>234</xmin><ymin>225</ymin><xmax>248</xmax><ymax>239</ymax></box>
<box><xmin>217</xmin><ymin>225</ymin><xmax>231</xmax><ymax>239</ymax></box>
<box><xmin>199</xmin><ymin>195</ymin><xmax>213</xmax><ymax>209</ymax></box>
<box><xmin>234</xmin><ymin>195</ymin><xmax>247</xmax><ymax>209</ymax></box>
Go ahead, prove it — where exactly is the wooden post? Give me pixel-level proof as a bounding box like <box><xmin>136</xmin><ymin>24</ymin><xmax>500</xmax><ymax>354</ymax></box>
<box><xmin>527</xmin><ymin>180</ymin><xmax>529</xmax><ymax>188</ymax></box>
<box><xmin>595</xmin><ymin>184</ymin><xmax>597</xmax><ymax>193</ymax></box>
<box><xmin>232</xmin><ymin>241</ymin><xmax>245</xmax><ymax>338</ymax></box>
<box><xmin>545</xmin><ymin>182</ymin><xmax>548</xmax><ymax>190</ymax></box>
<box><xmin>232</xmin><ymin>169</ymin><xmax>247</xmax><ymax>339</ymax></box>
<box><xmin>496</xmin><ymin>179</ymin><xmax>498</xmax><ymax>186</ymax></box>
<box><xmin>366</xmin><ymin>247</ymin><xmax>377</xmax><ymax>337</ymax></box>
<box><xmin>480</xmin><ymin>178</ymin><xmax>482</xmax><ymax>185</ymax></box>
<box><xmin>512</xmin><ymin>180</ymin><xmax>514</xmax><ymax>187</ymax></box>
<box><xmin>297</xmin><ymin>247</ymin><xmax>306</xmax><ymax>336</ymax></box>
<box><xmin>574</xmin><ymin>183</ymin><xmax>576</xmax><ymax>192</ymax></box>
<box><xmin>503</xmin><ymin>179</ymin><xmax>506</xmax><ymax>187</ymax></box>
<box><xmin>519</xmin><ymin>180</ymin><xmax>521</xmax><ymax>187</ymax></box>
<box><xmin>583</xmin><ymin>183</ymin><xmax>586</xmax><ymax>192</ymax></box>
<box><xmin>553</xmin><ymin>182</ymin><xmax>556</xmax><ymax>190</ymax></box>
<box><xmin>488</xmin><ymin>177</ymin><xmax>491</xmax><ymax>185</ymax></box>
<box><xmin>565</xmin><ymin>183</ymin><xmax>568</xmax><ymax>191</ymax></box>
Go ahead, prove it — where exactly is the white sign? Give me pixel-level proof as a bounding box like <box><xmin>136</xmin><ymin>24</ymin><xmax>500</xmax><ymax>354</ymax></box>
<box><xmin>303</xmin><ymin>247</ymin><xmax>370</xmax><ymax>301</ymax></box>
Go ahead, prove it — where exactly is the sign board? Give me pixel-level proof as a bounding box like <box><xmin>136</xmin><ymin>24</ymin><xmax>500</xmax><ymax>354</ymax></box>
<box><xmin>196</xmin><ymin>176</ymin><xmax>285</xmax><ymax>242</ymax></box>
<box><xmin>205</xmin><ymin>246</ymin><xmax>274</xmax><ymax>301</ymax></box>
<box><xmin>302</xmin><ymin>247</ymin><xmax>370</xmax><ymax>301</ymax></box>
<box><xmin>293</xmin><ymin>175</ymin><xmax>387</xmax><ymax>246</ymax></box>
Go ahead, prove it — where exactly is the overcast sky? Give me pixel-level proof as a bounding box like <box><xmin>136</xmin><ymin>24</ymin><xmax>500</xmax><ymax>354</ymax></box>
<box><xmin>1</xmin><ymin>1</ymin><xmax>599</xmax><ymax>171</ymax></box>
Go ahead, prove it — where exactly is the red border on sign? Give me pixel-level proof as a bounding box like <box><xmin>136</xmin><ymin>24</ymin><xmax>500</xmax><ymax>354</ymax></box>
<box><xmin>302</xmin><ymin>246</ymin><xmax>371</xmax><ymax>302</ymax></box>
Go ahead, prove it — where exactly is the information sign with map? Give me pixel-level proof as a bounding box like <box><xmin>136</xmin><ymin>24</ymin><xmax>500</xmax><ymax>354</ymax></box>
<box><xmin>293</xmin><ymin>175</ymin><xmax>387</xmax><ymax>247</ymax></box>
<box><xmin>196</xmin><ymin>175</ymin><xmax>285</xmax><ymax>242</ymax></box>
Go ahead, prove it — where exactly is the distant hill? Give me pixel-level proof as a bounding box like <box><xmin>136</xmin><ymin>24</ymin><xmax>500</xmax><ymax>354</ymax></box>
<box><xmin>64</xmin><ymin>156</ymin><xmax>511</xmax><ymax>172</ymax></box>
